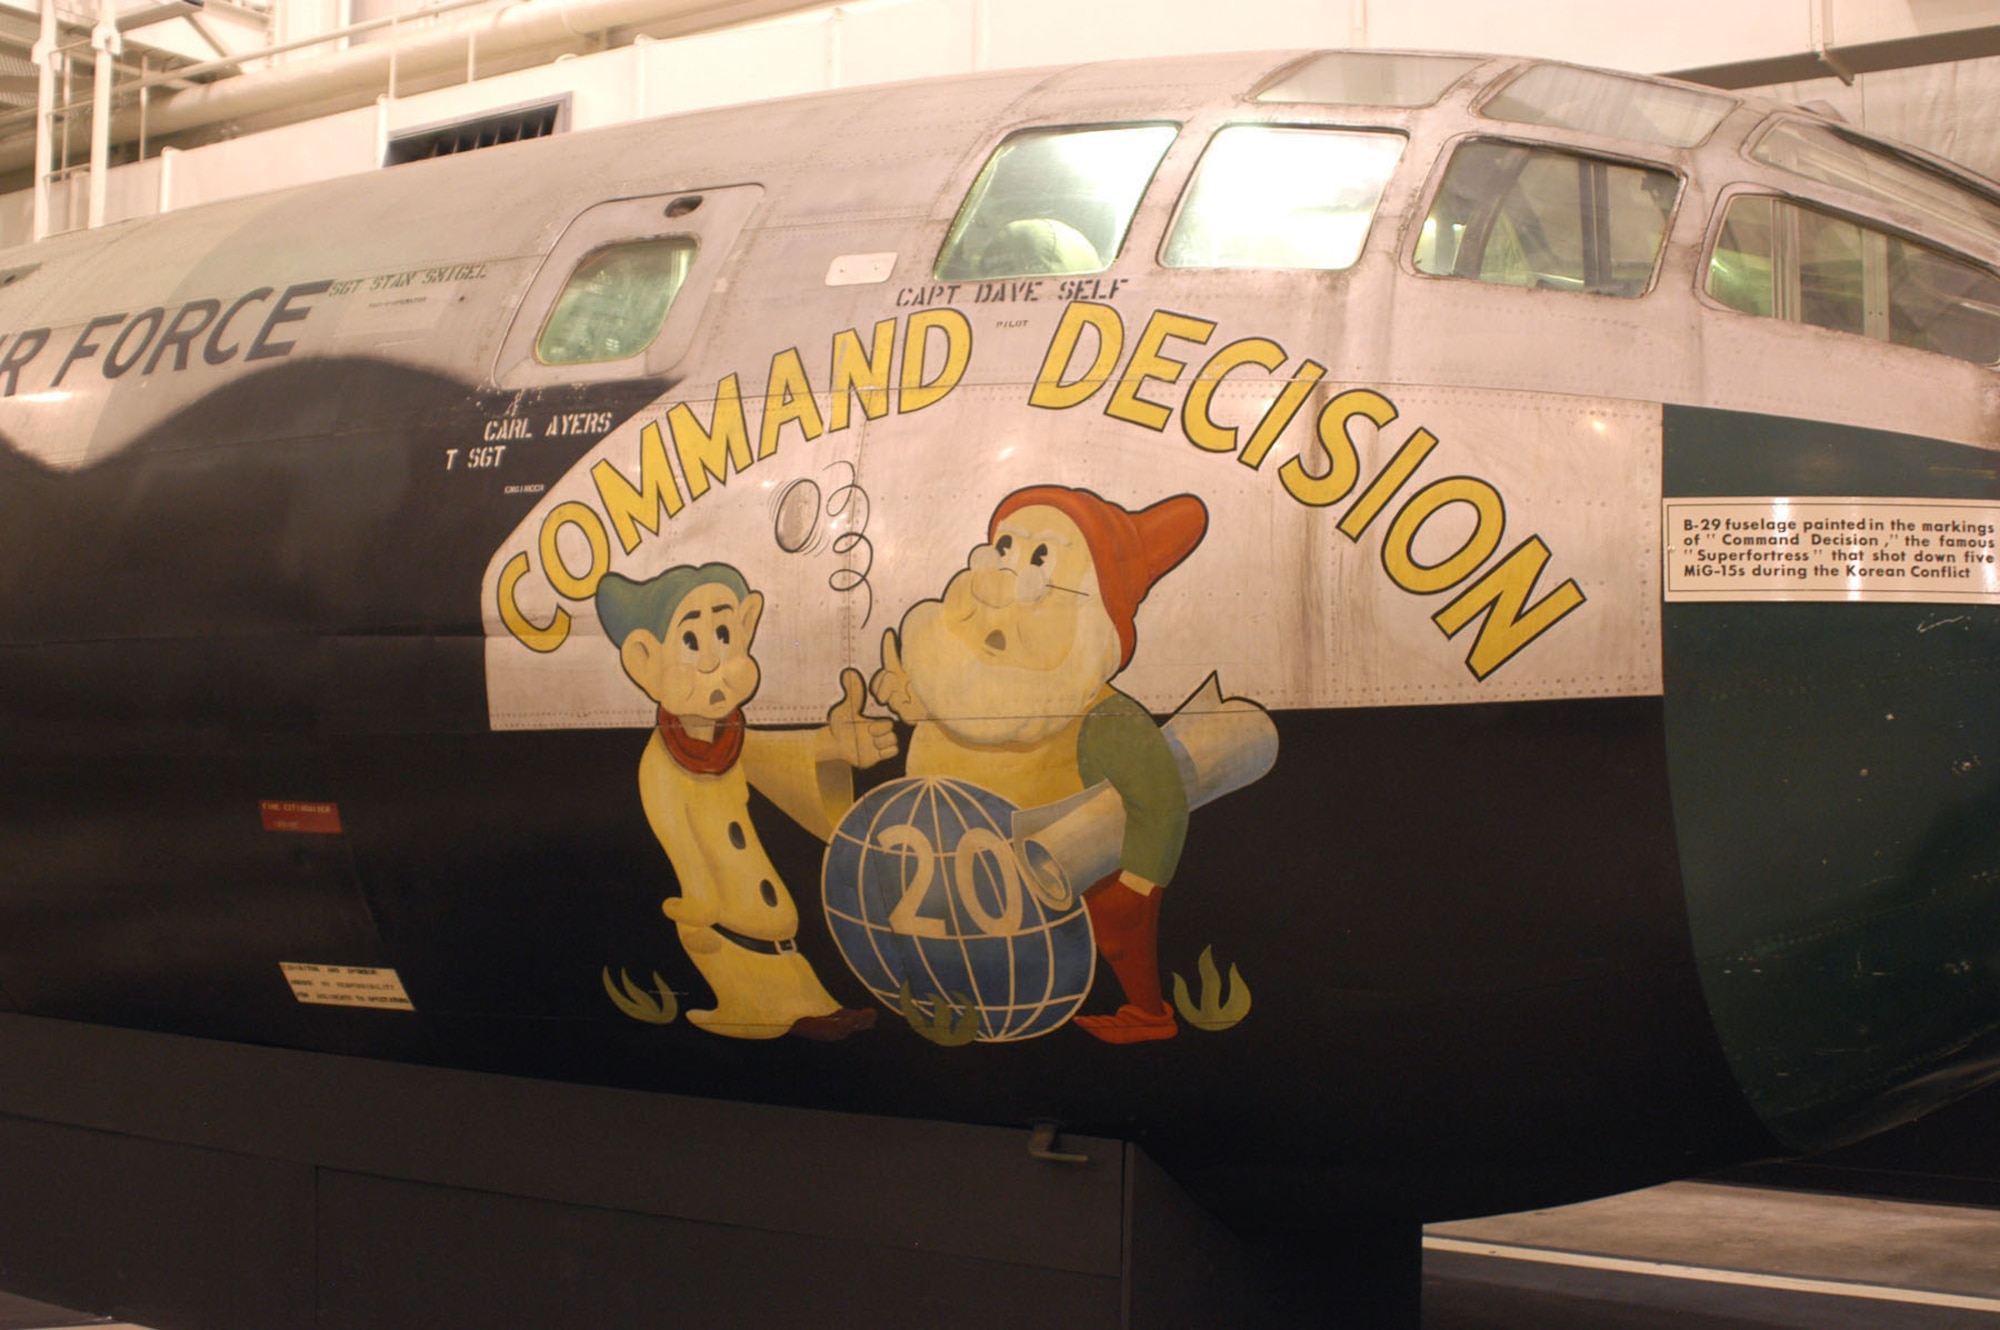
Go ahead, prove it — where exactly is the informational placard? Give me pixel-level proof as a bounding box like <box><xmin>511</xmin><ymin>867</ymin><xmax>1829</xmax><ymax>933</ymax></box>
<box><xmin>280</xmin><ymin>963</ymin><xmax>415</xmax><ymax>1012</ymax></box>
<box><xmin>1664</xmin><ymin>497</ymin><xmax>2000</xmax><ymax>603</ymax></box>
<box><xmin>260</xmin><ymin>800</ymin><xmax>343</xmax><ymax>834</ymax></box>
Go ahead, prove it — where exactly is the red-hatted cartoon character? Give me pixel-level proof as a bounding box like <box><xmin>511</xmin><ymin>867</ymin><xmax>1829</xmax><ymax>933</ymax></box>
<box><xmin>872</xmin><ymin>486</ymin><xmax>1208</xmax><ymax>1043</ymax></box>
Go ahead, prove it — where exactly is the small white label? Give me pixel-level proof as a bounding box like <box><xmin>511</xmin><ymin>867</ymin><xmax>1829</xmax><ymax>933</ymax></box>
<box><xmin>281</xmin><ymin>963</ymin><xmax>415</xmax><ymax>1011</ymax></box>
<box><xmin>825</xmin><ymin>252</ymin><xmax>897</xmax><ymax>286</ymax></box>
<box><xmin>332</xmin><ymin>294</ymin><xmax>448</xmax><ymax>340</ymax></box>
<box><xmin>1664</xmin><ymin>496</ymin><xmax>2000</xmax><ymax>603</ymax></box>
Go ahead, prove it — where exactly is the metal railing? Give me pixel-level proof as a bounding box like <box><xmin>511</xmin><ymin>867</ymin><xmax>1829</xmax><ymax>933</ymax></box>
<box><xmin>26</xmin><ymin>0</ymin><xmax>512</xmax><ymax>240</ymax></box>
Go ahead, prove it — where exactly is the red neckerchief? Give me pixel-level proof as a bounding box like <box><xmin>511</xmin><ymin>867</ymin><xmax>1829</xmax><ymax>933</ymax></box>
<box><xmin>658</xmin><ymin>707</ymin><xmax>745</xmax><ymax>774</ymax></box>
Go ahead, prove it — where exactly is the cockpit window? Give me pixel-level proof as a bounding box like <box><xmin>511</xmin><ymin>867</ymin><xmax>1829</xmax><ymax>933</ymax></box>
<box><xmin>1482</xmin><ymin>65</ymin><xmax>1735</xmax><ymax>148</ymax></box>
<box><xmin>935</xmin><ymin>124</ymin><xmax>1177</xmax><ymax>281</ymax></box>
<box><xmin>1253</xmin><ymin>52</ymin><xmax>1485</xmax><ymax>108</ymax></box>
<box><xmin>1415</xmin><ymin>140</ymin><xmax>1678</xmax><ymax>297</ymax></box>
<box><xmin>1163</xmin><ymin>127</ymin><xmax>1405</xmax><ymax>270</ymax></box>
<box><xmin>535</xmin><ymin>236</ymin><xmax>698</xmax><ymax>366</ymax></box>
<box><xmin>1707</xmin><ymin>195</ymin><xmax>2000</xmax><ymax>367</ymax></box>
<box><xmin>1750</xmin><ymin>121</ymin><xmax>2000</xmax><ymax>247</ymax></box>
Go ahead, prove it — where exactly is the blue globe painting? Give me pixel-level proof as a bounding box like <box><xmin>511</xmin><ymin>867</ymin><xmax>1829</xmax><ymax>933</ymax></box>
<box><xmin>824</xmin><ymin>777</ymin><xmax>1095</xmax><ymax>1041</ymax></box>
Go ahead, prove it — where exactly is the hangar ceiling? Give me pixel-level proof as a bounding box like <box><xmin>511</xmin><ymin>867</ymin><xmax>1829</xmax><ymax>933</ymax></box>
<box><xmin>7</xmin><ymin>0</ymin><xmax>2000</xmax><ymax>246</ymax></box>
<box><xmin>0</xmin><ymin>0</ymin><xmax>267</xmax><ymax>117</ymax></box>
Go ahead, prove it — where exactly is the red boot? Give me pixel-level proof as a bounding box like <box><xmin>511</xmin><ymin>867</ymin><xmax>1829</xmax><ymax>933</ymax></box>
<box><xmin>1074</xmin><ymin>875</ymin><xmax>1177</xmax><ymax>1044</ymax></box>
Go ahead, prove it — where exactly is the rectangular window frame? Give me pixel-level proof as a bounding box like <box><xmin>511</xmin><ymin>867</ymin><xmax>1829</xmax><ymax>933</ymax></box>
<box><xmin>1698</xmin><ymin>186</ymin><xmax>2000</xmax><ymax>369</ymax></box>
<box><xmin>932</xmin><ymin>121</ymin><xmax>1180</xmax><ymax>283</ymax></box>
<box><xmin>1158</xmin><ymin>122</ymin><xmax>1409</xmax><ymax>272</ymax></box>
<box><xmin>1745</xmin><ymin>116</ymin><xmax>2000</xmax><ymax>250</ymax></box>
<box><xmin>1475</xmin><ymin>62</ymin><xmax>1737</xmax><ymax>150</ymax></box>
<box><xmin>1404</xmin><ymin>133</ymin><xmax>1685</xmax><ymax>301</ymax></box>
<box><xmin>493</xmin><ymin>185</ymin><xmax>763</xmax><ymax>391</ymax></box>
<box><xmin>1249</xmin><ymin>51</ymin><xmax>1489</xmax><ymax>109</ymax></box>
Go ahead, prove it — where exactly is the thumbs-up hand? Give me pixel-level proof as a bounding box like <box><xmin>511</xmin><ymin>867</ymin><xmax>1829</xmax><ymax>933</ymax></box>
<box><xmin>824</xmin><ymin>667</ymin><xmax>899</xmax><ymax>769</ymax></box>
<box><xmin>871</xmin><ymin>628</ymin><xmax>926</xmax><ymax>723</ymax></box>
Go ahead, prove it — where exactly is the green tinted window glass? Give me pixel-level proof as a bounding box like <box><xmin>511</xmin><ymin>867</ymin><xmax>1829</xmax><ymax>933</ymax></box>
<box><xmin>1254</xmin><ymin>52</ymin><xmax>1484</xmax><ymax>107</ymax></box>
<box><xmin>1707</xmin><ymin>195</ymin><xmax>1774</xmax><ymax>317</ymax></box>
<box><xmin>1415</xmin><ymin>140</ymin><xmax>1678</xmax><ymax>297</ymax></box>
<box><xmin>1705</xmin><ymin>195</ymin><xmax>2000</xmax><ymax>366</ymax></box>
<box><xmin>1165</xmin><ymin>127</ymin><xmax>1405</xmax><ymax>270</ymax></box>
<box><xmin>936</xmin><ymin>124</ymin><xmax>1177</xmax><ymax>281</ymax></box>
<box><xmin>1483</xmin><ymin>65</ymin><xmax>1735</xmax><ymax>148</ymax></box>
<box><xmin>536</xmin><ymin>236</ymin><xmax>698</xmax><ymax>366</ymax></box>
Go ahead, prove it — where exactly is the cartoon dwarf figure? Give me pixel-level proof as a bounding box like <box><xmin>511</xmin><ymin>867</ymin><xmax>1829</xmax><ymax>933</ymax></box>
<box><xmin>872</xmin><ymin>486</ymin><xmax>1208</xmax><ymax>1043</ymax></box>
<box><xmin>597</xmin><ymin>563</ymin><xmax>896</xmax><ymax>1040</ymax></box>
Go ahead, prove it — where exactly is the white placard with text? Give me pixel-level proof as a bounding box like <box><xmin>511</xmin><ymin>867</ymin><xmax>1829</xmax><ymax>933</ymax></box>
<box><xmin>1664</xmin><ymin>497</ymin><xmax>1999</xmax><ymax>603</ymax></box>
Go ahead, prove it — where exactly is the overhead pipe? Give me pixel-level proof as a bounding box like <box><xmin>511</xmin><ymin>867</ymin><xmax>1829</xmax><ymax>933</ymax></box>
<box><xmin>0</xmin><ymin>0</ymin><xmax>829</xmax><ymax>175</ymax></box>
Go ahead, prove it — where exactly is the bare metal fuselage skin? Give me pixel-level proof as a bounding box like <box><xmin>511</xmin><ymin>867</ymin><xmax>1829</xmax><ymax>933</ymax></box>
<box><xmin>0</xmin><ymin>50</ymin><xmax>1995</xmax><ymax>1232</ymax></box>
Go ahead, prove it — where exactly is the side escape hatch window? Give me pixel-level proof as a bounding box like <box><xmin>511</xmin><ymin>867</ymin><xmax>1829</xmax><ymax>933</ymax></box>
<box><xmin>1707</xmin><ymin>195</ymin><xmax>2000</xmax><ymax>367</ymax></box>
<box><xmin>935</xmin><ymin>124</ymin><xmax>1178</xmax><ymax>281</ymax></box>
<box><xmin>494</xmin><ymin>185</ymin><xmax>762</xmax><ymax>389</ymax></box>
<box><xmin>1164</xmin><ymin>126</ymin><xmax>1406</xmax><ymax>270</ymax></box>
<box><xmin>1414</xmin><ymin>140</ymin><xmax>1679</xmax><ymax>297</ymax></box>
<box><xmin>536</xmin><ymin>237</ymin><xmax>698</xmax><ymax>365</ymax></box>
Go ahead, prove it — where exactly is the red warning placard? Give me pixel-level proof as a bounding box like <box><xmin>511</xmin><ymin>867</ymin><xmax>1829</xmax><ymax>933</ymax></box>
<box><xmin>259</xmin><ymin>800</ymin><xmax>343</xmax><ymax>834</ymax></box>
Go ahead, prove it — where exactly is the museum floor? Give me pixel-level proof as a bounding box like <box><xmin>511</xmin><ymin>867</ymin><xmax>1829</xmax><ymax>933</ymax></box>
<box><xmin>2</xmin><ymin>1180</ymin><xmax>1995</xmax><ymax>1329</ymax></box>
